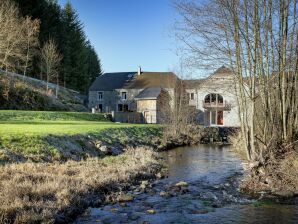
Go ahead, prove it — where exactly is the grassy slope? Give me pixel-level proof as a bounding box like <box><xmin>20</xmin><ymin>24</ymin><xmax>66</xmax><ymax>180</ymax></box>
<box><xmin>0</xmin><ymin>74</ymin><xmax>87</xmax><ymax>111</ymax></box>
<box><xmin>0</xmin><ymin>110</ymin><xmax>162</xmax><ymax>163</ymax></box>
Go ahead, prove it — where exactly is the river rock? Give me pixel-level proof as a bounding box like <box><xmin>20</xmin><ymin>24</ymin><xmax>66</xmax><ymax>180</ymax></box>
<box><xmin>110</xmin><ymin>208</ymin><xmax>118</xmax><ymax>212</ymax></box>
<box><xmin>175</xmin><ymin>181</ymin><xmax>188</xmax><ymax>187</ymax></box>
<box><xmin>99</xmin><ymin>145</ymin><xmax>109</xmax><ymax>154</ymax></box>
<box><xmin>146</xmin><ymin>209</ymin><xmax>156</xmax><ymax>214</ymax></box>
<box><xmin>140</xmin><ymin>180</ymin><xmax>149</xmax><ymax>189</ymax></box>
<box><xmin>274</xmin><ymin>190</ymin><xmax>295</xmax><ymax>198</ymax></box>
<box><xmin>117</xmin><ymin>194</ymin><xmax>134</xmax><ymax>202</ymax></box>
<box><xmin>159</xmin><ymin>191</ymin><xmax>170</xmax><ymax>197</ymax></box>
<box><xmin>156</xmin><ymin>172</ymin><xmax>162</xmax><ymax>179</ymax></box>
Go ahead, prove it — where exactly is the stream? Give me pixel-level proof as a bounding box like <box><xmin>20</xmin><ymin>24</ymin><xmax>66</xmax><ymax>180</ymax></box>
<box><xmin>76</xmin><ymin>145</ymin><xmax>298</xmax><ymax>224</ymax></box>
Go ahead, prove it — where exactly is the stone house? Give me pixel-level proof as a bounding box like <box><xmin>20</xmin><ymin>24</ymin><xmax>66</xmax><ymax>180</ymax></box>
<box><xmin>184</xmin><ymin>66</ymin><xmax>241</xmax><ymax>127</ymax></box>
<box><xmin>88</xmin><ymin>68</ymin><xmax>177</xmax><ymax>123</ymax></box>
<box><xmin>88</xmin><ymin>66</ymin><xmax>241</xmax><ymax>126</ymax></box>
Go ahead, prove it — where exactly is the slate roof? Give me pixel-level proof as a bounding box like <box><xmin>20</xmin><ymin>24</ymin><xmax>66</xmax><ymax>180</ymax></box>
<box><xmin>89</xmin><ymin>72</ymin><xmax>135</xmax><ymax>91</ymax></box>
<box><xmin>134</xmin><ymin>87</ymin><xmax>162</xmax><ymax>100</ymax></box>
<box><xmin>183</xmin><ymin>79</ymin><xmax>206</xmax><ymax>89</ymax></box>
<box><xmin>122</xmin><ymin>72</ymin><xmax>178</xmax><ymax>89</ymax></box>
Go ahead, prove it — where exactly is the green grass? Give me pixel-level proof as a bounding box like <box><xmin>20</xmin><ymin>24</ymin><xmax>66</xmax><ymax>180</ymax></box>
<box><xmin>0</xmin><ymin>110</ymin><xmax>156</xmax><ymax>136</ymax></box>
<box><xmin>0</xmin><ymin>110</ymin><xmax>162</xmax><ymax>162</ymax></box>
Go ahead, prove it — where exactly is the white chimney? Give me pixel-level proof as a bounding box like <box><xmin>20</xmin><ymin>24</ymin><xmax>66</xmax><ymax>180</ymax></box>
<box><xmin>137</xmin><ymin>66</ymin><xmax>142</xmax><ymax>75</ymax></box>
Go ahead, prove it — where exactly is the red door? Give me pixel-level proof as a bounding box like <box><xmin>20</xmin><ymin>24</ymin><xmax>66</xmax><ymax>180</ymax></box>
<box><xmin>217</xmin><ymin>111</ymin><xmax>223</xmax><ymax>125</ymax></box>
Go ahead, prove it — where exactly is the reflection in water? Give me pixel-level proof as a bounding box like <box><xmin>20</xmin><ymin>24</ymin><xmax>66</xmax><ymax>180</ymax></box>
<box><xmin>162</xmin><ymin>145</ymin><xmax>242</xmax><ymax>184</ymax></box>
<box><xmin>76</xmin><ymin>145</ymin><xmax>298</xmax><ymax>224</ymax></box>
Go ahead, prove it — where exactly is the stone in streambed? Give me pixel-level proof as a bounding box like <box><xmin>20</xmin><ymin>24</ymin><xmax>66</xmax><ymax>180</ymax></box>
<box><xmin>159</xmin><ymin>191</ymin><xmax>170</xmax><ymax>197</ymax></box>
<box><xmin>274</xmin><ymin>190</ymin><xmax>295</xmax><ymax>198</ymax></box>
<box><xmin>146</xmin><ymin>209</ymin><xmax>156</xmax><ymax>214</ymax></box>
<box><xmin>117</xmin><ymin>194</ymin><xmax>134</xmax><ymax>202</ymax></box>
<box><xmin>175</xmin><ymin>181</ymin><xmax>188</xmax><ymax>187</ymax></box>
<box><xmin>140</xmin><ymin>180</ymin><xmax>149</xmax><ymax>189</ymax></box>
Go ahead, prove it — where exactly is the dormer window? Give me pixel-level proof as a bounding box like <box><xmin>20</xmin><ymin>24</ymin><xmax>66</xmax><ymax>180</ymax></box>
<box><xmin>121</xmin><ymin>92</ymin><xmax>127</xmax><ymax>100</ymax></box>
<box><xmin>98</xmin><ymin>92</ymin><xmax>103</xmax><ymax>101</ymax></box>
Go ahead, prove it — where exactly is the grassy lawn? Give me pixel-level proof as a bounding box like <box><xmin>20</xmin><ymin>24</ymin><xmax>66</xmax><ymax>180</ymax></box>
<box><xmin>0</xmin><ymin>110</ymin><xmax>154</xmax><ymax>136</ymax></box>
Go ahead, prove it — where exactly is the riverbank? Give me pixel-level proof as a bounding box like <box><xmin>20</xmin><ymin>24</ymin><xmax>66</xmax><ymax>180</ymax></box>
<box><xmin>240</xmin><ymin>151</ymin><xmax>298</xmax><ymax>197</ymax></box>
<box><xmin>0</xmin><ymin>111</ymin><xmax>167</xmax><ymax>223</ymax></box>
<box><xmin>0</xmin><ymin>148</ymin><xmax>163</xmax><ymax>223</ymax></box>
<box><xmin>76</xmin><ymin>145</ymin><xmax>298</xmax><ymax>224</ymax></box>
<box><xmin>231</xmin><ymin>132</ymin><xmax>298</xmax><ymax>198</ymax></box>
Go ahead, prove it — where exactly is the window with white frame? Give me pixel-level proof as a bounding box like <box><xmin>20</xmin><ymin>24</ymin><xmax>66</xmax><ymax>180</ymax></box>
<box><xmin>190</xmin><ymin>92</ymin><xmax>195</xmax><ymax>100</ymax></box>
<box><xmin>98</xmin><ymin>92</ymin><xmax>103</xmax><ymax>101</ymax></box>
<box><xmin>121</xmin><ymin>92</ymin><xmax>127</xmax><ymax>100</ymax></box>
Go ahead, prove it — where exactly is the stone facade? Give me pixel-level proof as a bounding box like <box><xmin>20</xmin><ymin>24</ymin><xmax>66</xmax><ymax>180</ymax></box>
<box><xmin>185</xmin><ymin>67</ymin><xmax>241</xmax><ymax>127</ymax></box>
<box><xmin>88</xmin><ymin>67</ymin><xmax>241</xmax><ymax>126</ymax></box>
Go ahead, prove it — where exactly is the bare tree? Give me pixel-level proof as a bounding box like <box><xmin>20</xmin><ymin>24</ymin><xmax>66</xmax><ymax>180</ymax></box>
<box><xmin>41</xmin><ymin>39</ymin><xmax>62</xmax><ymax>97</ymax></box>
<box><xmin>174</xmin><ymin>0</ymin><xmax>298</xmax><ymax>161</ymax></box>
<box><xmin>22</xmin><ymin>17</ymin><xmax>40</xmax><ymax>77</ymax></box>
<box><xmin>0</xmin><ymin>0</ymin><xmax>24</xmax><ymax>72</ymax></box>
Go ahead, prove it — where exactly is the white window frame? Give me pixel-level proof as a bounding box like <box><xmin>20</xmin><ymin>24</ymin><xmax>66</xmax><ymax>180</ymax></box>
<box><xmin>190</xmin><ymin>92</ymin><xmax>195</xmax><ymax>100</ymax></box>
<box><xmin>98</xmin><ymin>91</ymin><xmax>103</xmax><ymax>101</ymax></box>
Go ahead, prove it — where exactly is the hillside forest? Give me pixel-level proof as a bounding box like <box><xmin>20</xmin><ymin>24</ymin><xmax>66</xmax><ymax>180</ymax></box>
<box><xmin>1</xmin><ymin>0</ymin><xmax>102</xmax><ymax>93</ymax></box>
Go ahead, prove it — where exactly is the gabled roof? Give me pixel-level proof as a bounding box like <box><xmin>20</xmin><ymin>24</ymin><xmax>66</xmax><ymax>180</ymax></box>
<box><xmin>183</xmin><ymin>79</ymin><xmax>206</xmax><ymax>89</ymax></box>
<box><xmin>135</xmin><ymin>87</ymin><xmax>162</xmax><ymax>100</ymax></box>
<box><xmin>89</xmin><ymin>72</ymin><xmax>135</xmax><ymax>91</ymax></box>
<box><xmin>210</xmin><ymin>65</ymin><xmax>234</xmax><ymax>78</ymax></box>
<box><xmin>213</xmin><ymin>65</ymin><xmax>233</xmax><ymax>74</ymax></box>
<box><xmin>122</xmin><ymin>72</ymin><xmax>178</xmax><ymax>89</ymax></box>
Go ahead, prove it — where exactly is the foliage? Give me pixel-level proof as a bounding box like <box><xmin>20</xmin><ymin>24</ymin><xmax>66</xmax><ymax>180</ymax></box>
<box><xmin>175</xmin><ymin>0</ymin><xmax>298</xmax><ymax>162</ymax></box>
<box><xmin>0</xmin><ymin>0</ymin><xmax>39</xmax><ymax>72</ymax></box>
<box><xmin>11</xmin><ymin>0</ymin><xmax>103</xmax><ymax>93</ymax></box>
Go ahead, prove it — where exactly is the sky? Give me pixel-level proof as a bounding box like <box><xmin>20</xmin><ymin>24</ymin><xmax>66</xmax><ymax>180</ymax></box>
<box><xmin>58</xmin><ymin>0</ymin><xmax>180</xmax><ymax>73</ymax></box>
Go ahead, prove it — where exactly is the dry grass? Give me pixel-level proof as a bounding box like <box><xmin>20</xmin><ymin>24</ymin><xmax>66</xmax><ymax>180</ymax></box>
<box><xmin>277</xmin><ymin>151</ymin><xmax>298</xmax><ymax>191</ymax></box>
<box><xmin>0</xmin><ymin>147</ymin><xmax>160</xmax><ymax>223</ymax></box>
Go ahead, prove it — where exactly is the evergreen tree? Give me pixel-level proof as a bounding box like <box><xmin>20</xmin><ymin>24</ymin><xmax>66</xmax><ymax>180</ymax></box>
<box><xmin>11</xmin><ymin>0</ymin><xmax>103</xmax><ymax>93</ymax></box>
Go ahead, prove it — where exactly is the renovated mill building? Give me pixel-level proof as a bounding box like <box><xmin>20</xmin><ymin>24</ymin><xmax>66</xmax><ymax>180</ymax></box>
<box><xmin>88</xmin><ymin>66</ymin><xmax>241</xmax><ymax>126</ymax></box>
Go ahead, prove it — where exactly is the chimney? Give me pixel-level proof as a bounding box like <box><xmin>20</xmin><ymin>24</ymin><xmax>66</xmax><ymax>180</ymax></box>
<box><xmin>137</xmin><ymin>66</ymin><xmax>142</xmax><ymax>75</ymax></box>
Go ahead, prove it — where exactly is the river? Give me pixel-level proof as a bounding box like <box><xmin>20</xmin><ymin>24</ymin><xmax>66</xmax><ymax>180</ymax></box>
<box><xmin>76</xmin><ymin>145</ymin><xmax>298</xmax><ymax>224</ymax></box>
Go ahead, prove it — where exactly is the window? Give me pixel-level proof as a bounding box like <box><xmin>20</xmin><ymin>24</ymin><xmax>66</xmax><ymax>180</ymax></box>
<box><xmin>118</xmin><ymin>104</ymin><xmax>129</xmax><ymax>112</ymax></box>
<box><xmin>211</xmin><ymin>111</ymin><xmax>217</xmax><ymax>125</ymax></box>
<box><xmin>118</xmin><ymin>104</ymin><xmax>123</xmax><ymax>112</ymax></box>
<box><xmin>204</xmin><ymin>93</ymin><xmax>223</xmax><ymax>105</ymax></box>
<box><xmin>190</xmin><ymin>93</ymin><xmax>195</xmax><ymax>100</ymax></box>
<box><xmin>121</xmin><ymin>92</ymin><xmax>127</xmax><ymax>100</ymax></box>
<box><xmin>98</xmin><ymin>92</ymin><xmax>103</xmax><ymax>101</ymax></box>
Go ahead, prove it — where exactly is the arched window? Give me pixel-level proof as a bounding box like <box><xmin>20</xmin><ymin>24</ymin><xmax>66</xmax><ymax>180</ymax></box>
<box><xmin>204</xmin><ymin>93</ymin><xmax>223</xmax><ymax>105</ymax></box>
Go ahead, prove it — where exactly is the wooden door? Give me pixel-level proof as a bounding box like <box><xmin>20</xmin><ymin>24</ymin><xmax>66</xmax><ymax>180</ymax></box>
<box><xmin>217</xmin><ymin>111</ymin><xmax>223</xmax><ymax>125</ymax></box>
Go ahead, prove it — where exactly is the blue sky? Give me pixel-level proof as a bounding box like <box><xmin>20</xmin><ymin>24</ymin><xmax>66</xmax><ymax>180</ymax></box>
<box><xmin>58</xmin><ymin>0</ymin><xmax>179</xmax><ymax>73</ymax></box>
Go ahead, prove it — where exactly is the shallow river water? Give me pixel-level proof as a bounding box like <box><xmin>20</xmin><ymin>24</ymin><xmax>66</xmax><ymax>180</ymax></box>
<box><xmin>76</xmin><ymin>145</ymin><xmax>298</xmax><ymax>224</ymax></box>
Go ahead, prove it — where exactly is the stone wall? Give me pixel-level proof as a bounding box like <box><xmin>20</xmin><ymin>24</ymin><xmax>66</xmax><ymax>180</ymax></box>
<box><xmin>186</xmin><ymin>75</ymin><xmax>241</xmax><ymax>127</ymax></box>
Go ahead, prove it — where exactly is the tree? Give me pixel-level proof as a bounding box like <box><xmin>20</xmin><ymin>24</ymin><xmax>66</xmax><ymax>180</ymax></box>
<box><xmin>175</xmin><ymin>0</ymin><xmax>298</xmax><ymax>161</ymax></box>
<box><xmin>41</xmin><ymin>38</ymin><xmax>62</xmax><ymax>97</ymax></box>
<box><xmin>11</xmin><ymin>0</ymin><xmax>103</xmax><ymax>93</ymax></box>
<box><xmin>85</xmin><ymin>42</ymin><xmax>103</xmax><ymax>89</ymax></box>
<box><xmin>22</xmin><ymin>16</ymin><xmax>40</xmax><ymax>77</ymax></box>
